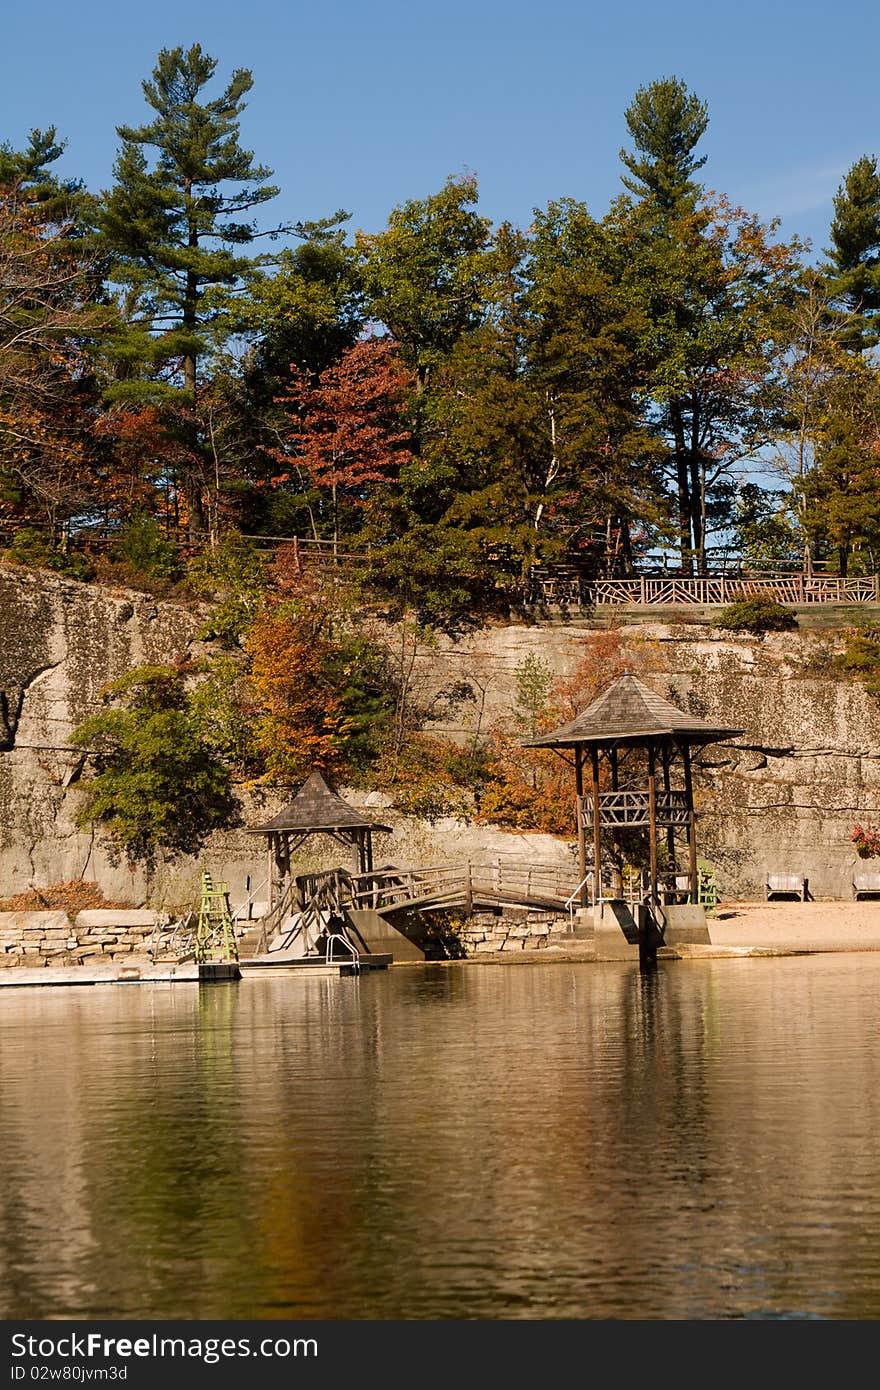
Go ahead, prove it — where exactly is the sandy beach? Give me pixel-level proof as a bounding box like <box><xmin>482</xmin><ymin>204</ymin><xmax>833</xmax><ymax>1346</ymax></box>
<box><xmin>685</xmin><ymin>898</ymin><xmax>880</xmax><ymax>956</ymax></box>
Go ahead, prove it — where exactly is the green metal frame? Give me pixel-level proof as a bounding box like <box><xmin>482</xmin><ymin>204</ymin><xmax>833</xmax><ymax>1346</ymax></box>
<box><xmin>195</xmin><ymin>871</ymin><xmax>239</xmax><ymax>964</ymax></box>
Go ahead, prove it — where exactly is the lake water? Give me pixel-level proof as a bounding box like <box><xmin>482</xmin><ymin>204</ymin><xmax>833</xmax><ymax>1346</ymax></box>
<box><xmin>2</xmin><ymin>956</ymin><xmax>880</xmax><ymax>1321</ymax></box>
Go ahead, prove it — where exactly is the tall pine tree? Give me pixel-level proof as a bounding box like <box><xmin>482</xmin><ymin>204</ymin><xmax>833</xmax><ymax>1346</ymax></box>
<box><xmin>619</xmin><ymin>76</ymin><xmax>708</xmax><ymax>216</ymax></box>
<box><xmin>97</xmin><ymin>43</ymin><xmax>284</xmax><ymax>539</ymax></box>
<box><xmin>825</xmin><ymin>154</ymin><xmax>880</xmax><ymax>352</ymax></box>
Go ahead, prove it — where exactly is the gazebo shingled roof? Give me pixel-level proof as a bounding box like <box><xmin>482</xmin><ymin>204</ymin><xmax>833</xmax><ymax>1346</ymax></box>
<box><xmin>248</xmin><ymin>770</ymin><xmax>392</xmax><ymax>835</ymax></box>
<box><xmin>522</xmin><ymin>673</ymin><xmax>742</xmax><ymax>749</ymax></box>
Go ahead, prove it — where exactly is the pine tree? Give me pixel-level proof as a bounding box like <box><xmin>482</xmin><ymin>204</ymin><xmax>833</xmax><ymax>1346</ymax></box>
<box><xmin>96</xmin><ymin>43</ymin><xmax>284</xmax><ymax>538</ymax></box>
<box><xmin>825</xmin><ymin>154</ymin><xmax>880</xmax><ymax>351</ymax></box>
<box><xmin>620</xmin><ymin>76</ymin><xmax>708</xmax><ymax>216</ymax></box>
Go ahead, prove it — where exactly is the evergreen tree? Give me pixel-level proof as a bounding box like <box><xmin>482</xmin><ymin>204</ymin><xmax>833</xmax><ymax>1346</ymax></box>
<box><xmin>614</xmin><ymin>79</ymin><xmax>802</xmax><ymax>572</ymax></box>
<box><xmin>825</xmin><ymin>154</ymin><xmax>880</xmax><ymax>351</ymax></box>
<box><xmin>96</xmin><ymin>43</ymin><xmax>284</xmax><ymax>538</ymax></box>
<box><xmin>0</xmin><ymin>128</ymin><xmax>74</xmax><ymax>208</ymax></box>
<box><xmin>798</xmin><ymin>361</ymin><xmax>880</xmax><ymax>575</ymax></box>
<box><xmin>620</xmin><ymin>76</ymin><xmax>708</xmax><ymax>216</ymax></box>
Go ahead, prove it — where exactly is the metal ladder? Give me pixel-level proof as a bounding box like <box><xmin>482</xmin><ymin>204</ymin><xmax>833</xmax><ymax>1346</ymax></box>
<box><xmin>195</xmin><ymin>871</ymin><xmax>239</xmax><ymax>964</ymax></box>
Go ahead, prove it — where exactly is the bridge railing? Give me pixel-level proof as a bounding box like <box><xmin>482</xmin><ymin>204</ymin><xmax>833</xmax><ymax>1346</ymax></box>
<box><xmin>347</xmin><ymin>860</ymin><xmax>580</xmax><ymax>912</ymax></box>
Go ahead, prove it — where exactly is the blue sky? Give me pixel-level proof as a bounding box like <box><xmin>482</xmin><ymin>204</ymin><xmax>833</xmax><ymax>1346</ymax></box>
<box><xmin>2</xmin><ymin>0</ymin><xmax>878</xmax><ymax>257</ymax></box>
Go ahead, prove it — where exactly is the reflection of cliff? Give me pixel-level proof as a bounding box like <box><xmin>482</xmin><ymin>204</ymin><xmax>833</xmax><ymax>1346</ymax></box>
<box><xmin>2</xmin><ymin>962</ymin><xmax>880</xmax><ymax>1318</ymax></box>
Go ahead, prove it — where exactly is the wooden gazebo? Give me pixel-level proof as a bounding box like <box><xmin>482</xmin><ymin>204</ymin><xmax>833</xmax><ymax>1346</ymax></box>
<box><xmin>522</xmin><ymin>674</ymin><xmax>741</xmax><ymax>907</ymax></box>
<box><xmin>248</xmin><ymin>770</ymin><xmax>391</xmax><ymax>912</ymax></box>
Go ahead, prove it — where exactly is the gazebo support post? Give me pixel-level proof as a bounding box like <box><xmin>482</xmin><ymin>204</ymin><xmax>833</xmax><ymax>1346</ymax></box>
<box><xmin>590</xmin><ymin>746</ymin><xmax>602</xmax><ymax>905</ymax></box>
<box><xmin>662</xmin><ymin>744</ymin><xmax>677</xmax><ymax>886</ymax></box>
<box><xmin>610</xmin><ymin>746</ymin><xmax>623</xmax><ymax>898</ymax></box>
<box><xmin>682</xmin><ymin>742</ymin><xmax>699</xmax><ymax>905</ymax></box>
<box><xmin>647</xmin><ymin>744</ymin><xmax>658</xmax><ymax>904</ymax></box>
<box><xmin>575</xmin><ymin>747</ymin><xmax>588</xmax><ymax>907</ymax></box>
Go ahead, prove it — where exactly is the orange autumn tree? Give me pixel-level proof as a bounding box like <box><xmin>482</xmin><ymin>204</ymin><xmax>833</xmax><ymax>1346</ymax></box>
<box><xmin>269</xmin><ymin>336</ymin><xmax>413</xmax><ymax>552</ymax></box>
<box><xmin>476</xmin><ymin>632</ymin><xmax>657</xmax><ymax>833</ymax></box>
<box><xmin>91</xmin><ymin>405</ymin><xmax>192</xmax><ymax>531</ymax></box>
<box><xmin>0</xmin><ymin>181</ymin><xmax>109</xmax><ymax>539</ymax></box>
<box><xmin>247</xmin><ymin>601</ymin><xmax>353</xmax><ymax>783</ymax></box>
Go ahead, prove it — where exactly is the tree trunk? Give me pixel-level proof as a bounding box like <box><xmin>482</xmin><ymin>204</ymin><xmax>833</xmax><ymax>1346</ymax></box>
<box><xmin>670</xmin><ymin>402</ymin><xmax>693</xmax><ymax>574</ymax></box>
<box><xmin>182</xmin><ymin>197</ymin><xmax>205</xmax><ymax>544</ymax></box>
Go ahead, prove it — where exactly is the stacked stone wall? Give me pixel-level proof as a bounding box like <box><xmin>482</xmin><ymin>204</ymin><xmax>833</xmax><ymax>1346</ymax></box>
<box><xmin>0</xmin><ymin>909</ymin><xmax>180</xmax><ymax>967</ymax></box>
<box><xmin>459</xmin><ymin>908</ymin><xmax>577</xmax><ymax>954</ymax></box>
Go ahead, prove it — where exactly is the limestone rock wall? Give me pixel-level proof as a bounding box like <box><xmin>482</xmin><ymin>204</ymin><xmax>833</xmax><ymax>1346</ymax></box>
<box><xmin>0</xmin><ymin>564</ymin><xmax>877</xmax><ymax>905</ymax></box>
<box><xmin>0</xmin><ymin>567</ymin><xmax>203</xmax><ymax>901</ymax></box>
<box><xmin>419</xmin><ymin>618</ymin><xmax>880</xmax><ymax>900</ymax></box>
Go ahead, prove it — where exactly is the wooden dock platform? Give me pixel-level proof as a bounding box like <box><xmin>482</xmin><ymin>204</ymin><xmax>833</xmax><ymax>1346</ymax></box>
<box><xmin>0</xmin><ymin>961</ymin><xmax>240</xmax><ymax>988</ymax></box>
<box><xmin>239</xmin><ymin>952</ymin><xmax>393</xmax><ymax>978</ymax></box>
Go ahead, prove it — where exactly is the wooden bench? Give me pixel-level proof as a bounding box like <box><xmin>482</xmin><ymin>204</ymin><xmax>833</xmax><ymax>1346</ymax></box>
<box><xmin>766</xmin><ymin>873</ymin><xmax>807</xmax><ymax>901</ymax></box>
<box><xmin>853</xmin><ymin>872</ymin><xmax>880</xmax><ymax>900</ymax></box>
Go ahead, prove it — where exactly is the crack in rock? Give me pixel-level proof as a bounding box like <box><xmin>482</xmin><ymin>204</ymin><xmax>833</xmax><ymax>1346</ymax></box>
<box><xmin>0</xmin><ymin>661</ymin><xmax>62</xmax><ymax>750</ymax></box>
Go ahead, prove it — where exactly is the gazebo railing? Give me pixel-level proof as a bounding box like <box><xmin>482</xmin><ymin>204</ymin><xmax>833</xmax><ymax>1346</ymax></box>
<box><xmin>579</xmin><ymin>789</ymin><xmax>690</xmax><ymax>829</ymax></box>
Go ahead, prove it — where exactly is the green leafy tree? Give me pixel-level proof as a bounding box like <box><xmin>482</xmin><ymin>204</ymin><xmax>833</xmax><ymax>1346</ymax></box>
<box><xmin>526</xmin><ymin>199</ymin><xmax>668</xmax><ymax>572</ymax></box>
<box><xmin>70</xmin><ymin>666</ymin><xmax>238</xmax><ymax>866</ymax></box>
<box><xmin>96</xmin><ymin>43</ymin><xmax>284</xmax><ymax>538</ymax></box>
<box><xmin>223</xmin><ymin>217</ymin><xmax>366</xmax><ymax>536</ymax></box>
<box><xmin>357</xmin><ymin>173</ymin><xmax>492</xmax><ymax>397</ymax></box>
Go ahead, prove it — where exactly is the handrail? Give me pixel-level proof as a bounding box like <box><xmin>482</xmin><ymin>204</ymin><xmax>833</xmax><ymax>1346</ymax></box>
<box><xmin>326</xmin><ymin>930</ymin><xmax>360</xmax><ymax>973</ymax></box>
<box><xmin>229</xmin><ymin>874</ymin><xmax>270</xmax><ymax>923</ymax></box>
<box><xmin>564</xmin><ymin>874</ymin><xmax>595</xmax><ymax>922</ymax></box>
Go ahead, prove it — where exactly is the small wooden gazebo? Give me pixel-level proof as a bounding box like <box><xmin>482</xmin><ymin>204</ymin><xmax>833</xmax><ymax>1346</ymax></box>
<box><xmin>522</xmin><ymin>674</ymin><xmax>741</xmax><ymax>907</ymax></box>
<box><xmin>248</xmin><ymin>770</ymin><xmax>391</xmax><ymax>912</ymax></box>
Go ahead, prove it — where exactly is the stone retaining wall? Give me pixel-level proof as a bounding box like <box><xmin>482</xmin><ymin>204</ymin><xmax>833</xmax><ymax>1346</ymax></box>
<box><xmin>458</xmin><ymin>908</ymin><xmax>575</xmax><ymax>954</ymax></box>
<box><xmin>0</xmin><ymin>909</ymin><xmax>179</xmax><ymax>967</ymax></box>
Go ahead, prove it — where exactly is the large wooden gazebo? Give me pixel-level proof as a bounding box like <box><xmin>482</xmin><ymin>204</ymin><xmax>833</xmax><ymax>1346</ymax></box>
<box><xmin>248</xmin><ymin>770</ymin><xmax>391</xmax><ymax>912</ymax></box>
<box><xmin>522</xmin><ymin>674</ymin><xmax>742</xmax><ymax>907</ymax></box>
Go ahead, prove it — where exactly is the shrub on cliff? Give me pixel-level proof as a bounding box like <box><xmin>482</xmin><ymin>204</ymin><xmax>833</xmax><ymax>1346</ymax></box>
<box><xmin>715</xmin><ymin>597</ymin><xmax>798</xmax><ymax>633</ymax></box>
<box><xmin>832</xmin><ymin>632</ymin><xmax>880</xmax><ymax>698</ymax></box>
<box><xmin>70</xmin><ymin>666</ymin><xmax>238</xmax><ymax>866</ymax></box>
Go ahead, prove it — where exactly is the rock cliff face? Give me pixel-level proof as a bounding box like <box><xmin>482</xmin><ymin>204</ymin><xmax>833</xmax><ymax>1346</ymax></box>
<box><xmin>0</xmin><ymin>567</ymin><xmax>203</xmax><ymax>901</ymax></box>
<box><xmin>0</xmin><ymin>564</ymin><xmax>876</xmax><ymax>904</ymax></box>
<box><xmin>423</xmin><ymin>618</ymin><xmax>880</xmax><ymax>899</ymax></box>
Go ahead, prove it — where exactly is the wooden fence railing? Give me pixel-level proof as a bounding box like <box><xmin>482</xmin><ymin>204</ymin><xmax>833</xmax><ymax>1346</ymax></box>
<box><xmin>12</xmin><ymin>523</ymin><xmax>878</xmax><ymax>607</ymax></box>
<box><xmin>530</xmin><ymin>573</ymin><xmax>880</xmax><ymax>608</ymax></box>
<box><xmin>293</xmin><ymin>861</ymin><xmax>581</xmax><ymax>917</ymax></box>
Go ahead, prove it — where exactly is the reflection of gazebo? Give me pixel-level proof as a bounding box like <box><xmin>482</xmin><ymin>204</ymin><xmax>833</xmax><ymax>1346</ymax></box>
<box><xmin>522</xmin><ymin>674</ymin><xmax>742</xmax><ymax>907</ymax></box>
<box><xmin>247</xmin><ymin>770</ymin><xmax>391</xmax><ymax>911</ymax></box>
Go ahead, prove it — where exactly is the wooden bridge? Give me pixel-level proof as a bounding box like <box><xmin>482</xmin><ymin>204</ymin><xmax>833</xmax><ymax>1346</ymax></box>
<box><xmin>239</xmin><ymin>860</ymin><xmax>597</xmax><ymax>961</ymax></box>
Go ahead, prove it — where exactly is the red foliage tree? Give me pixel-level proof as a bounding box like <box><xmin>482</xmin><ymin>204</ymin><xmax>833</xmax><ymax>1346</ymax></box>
<box><xmin>270</xmin><ymin>337</ymin><xmax>413</xmax><ymax>550</ymax></box>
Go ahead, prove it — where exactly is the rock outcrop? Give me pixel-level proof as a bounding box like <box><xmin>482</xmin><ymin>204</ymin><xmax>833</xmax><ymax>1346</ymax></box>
<box><xmin>0</xmin><ymin>564</ymin><xmax>877</xmax><ymax>904</ymax></box>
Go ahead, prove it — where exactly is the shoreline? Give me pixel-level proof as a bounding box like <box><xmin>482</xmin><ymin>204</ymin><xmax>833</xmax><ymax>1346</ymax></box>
<box><xmin>4</xmin><ymin>901</ymin><xmax>880</xmax><ymax>986</ymax></box>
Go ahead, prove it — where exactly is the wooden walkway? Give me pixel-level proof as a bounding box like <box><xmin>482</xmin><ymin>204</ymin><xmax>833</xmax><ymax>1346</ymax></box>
<box><xmin>241</xmin><ymin>861</ymin><xmax>585</xmax><ymax>963</ymax></box>
<box><xmin>309</xmin><ymin>861</ymin><xmax>581</xmax><ymax>917</ymax></box>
